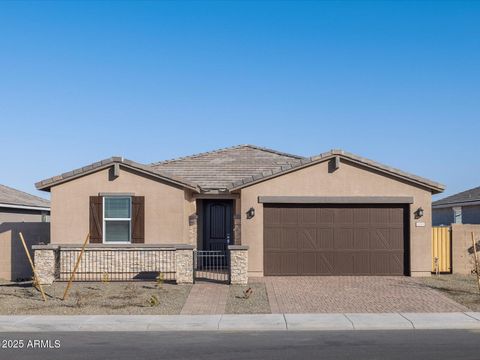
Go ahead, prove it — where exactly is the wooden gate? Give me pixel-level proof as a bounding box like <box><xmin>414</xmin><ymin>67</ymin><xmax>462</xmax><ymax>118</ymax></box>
<box><xmin>432</xmin><ymin>226</ymin><xmax>451</xmax><ymax>273</ymax></box>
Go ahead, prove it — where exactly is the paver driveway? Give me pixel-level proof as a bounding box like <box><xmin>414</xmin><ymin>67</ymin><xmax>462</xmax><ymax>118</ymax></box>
<box><xmin>255</xmin><ymin>276</ymin><xmax>468</xmax><ymax>313</ymax></box>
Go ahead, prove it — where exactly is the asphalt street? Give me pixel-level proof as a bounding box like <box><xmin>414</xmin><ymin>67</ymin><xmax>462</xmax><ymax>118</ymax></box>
<box><xmin>1</xmin><ymin>330</ymin><xmax>480</xmax><ymax>360</ymax></box>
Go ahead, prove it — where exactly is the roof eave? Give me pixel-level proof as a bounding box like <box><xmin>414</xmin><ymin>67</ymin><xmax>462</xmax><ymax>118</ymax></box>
<box><xmin>228</xmin><ymin>151</ymin><xmax>445</xmax><ymax>194</ymax></box>
<box><xmin>0</xmin><ymin>203</ymin><xmax>50</xmax><ymax>211</ymax></box>
<box><xmin>36</xmin><ymin>158</ymin><xmax>200</xmax><ymax>193</ymax></box>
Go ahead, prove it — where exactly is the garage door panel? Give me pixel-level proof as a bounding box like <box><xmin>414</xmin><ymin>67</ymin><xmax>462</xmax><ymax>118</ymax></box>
<box><xmin>334</xmin><ymin>228</ymin><xmax>354</xmax><ymax>249</ymax></box>
<box><xmin>353</xmin><ymin>253</ymin><xmax>370</xmax><ymax>274</ymax></box>
<box><xmin>335</xmin><ymin>208</ymin><xmax>354</xmax><ymax>224</ymax></box>
<box><xmin>388</xmin><ymin>228</ymin><xmax>404</xmax><ymax>249</ymax></box>
<box><xmin>264</xmin><ymin>207</ymin><xmax>281</xmax><ymax>225</ymax></box>
<box><xmin>334</xmin><ymin>253</ymin><xmax>355</xmax><ymax>274</ymax></box>
<box><xmin>300</xmin><ymin>209</ymin><xmax>317</xmax><ymax>225</ymax></box>
<box><xmin>389</xmin><ymin>207</ymin><xmax>404</xmax><ymax>224</ymax></box>
<box><xmin>370</xmin><ymin>253</ymin><xmax>403</xmax><ymax>275</ymax></box>
<box><xmin>300</xmin><ymin>252</ymin><xmax>316</xmax><ymax>274</ymax></box>
<box><xmin>354</xmin><ymin>228</ymin><xmax>370</xmax><ymax>249</ymax></box>
<box><xmin>264</xmin><ymin>204</ymin><xmax>407</xmax><ymax>276</ymax></box>
<box><xmin>317</xmin><ymin>228</ymin><xmax>334</xmax><ymax>249</ymax></box>
<box><xmin>371</xmin><ymin>228</ymin><xmax>391</xmax><ymax>249</ymax></box>
<box><xmin>316</xmin><ymin>208</ymin><xmax>334</xmax><ymax>225</ymax></box>
<box><xmin>299</xmin><ymin>228</ymin><xmax>317</xmax><ymax>250</ymax></box>
<box><xmin>264</xmin><ymin>251</ymin><xmax>298</xmax><ymax>275</ymax></box>
<box><xmin>282</xmin><ymin>208</ymin><xmax>299</xmax><ymax>225</ymax></box>
<box><xmin>354</xmin><ymin>208</ymin><xmax>370</xmax><ymax>224</ymax></box>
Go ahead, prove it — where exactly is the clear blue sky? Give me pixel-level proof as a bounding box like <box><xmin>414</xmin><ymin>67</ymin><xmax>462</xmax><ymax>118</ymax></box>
<box><xmin>1</xmin><ymin>1</ymin><xmax>478</xmax><ymax>200</ymax></box>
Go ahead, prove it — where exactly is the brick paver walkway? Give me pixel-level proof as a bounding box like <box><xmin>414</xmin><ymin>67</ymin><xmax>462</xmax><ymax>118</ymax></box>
<box><xmin>255</xmin><ymin>276</ymin><xmax>468</xmax><ymax>313</ymax></box>
<box><xmin>180</xmin><ymin>283</ymin><xmax>228</xmax><ymax>315</ymax></box>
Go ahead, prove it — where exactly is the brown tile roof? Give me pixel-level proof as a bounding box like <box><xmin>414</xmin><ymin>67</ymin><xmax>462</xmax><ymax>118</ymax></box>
<box><xmin>433</xmin><ymin>186</ymin><xmax>480</xmax><ymax>207</ymax></box>
<box><xmin>35</xmin><ymin>145</ymin><xmax>444</xmax><ymax>194</ymax></box>
<box><xmin>0</xmin><ymin>184</ymin><xmax>50</xmax><ymax>209</ymax></box>
<box><xmin>35</xmin><ymin>157</ymin><xmax>200</xmax><ymax>192</ymax></box>
<box><xmin>228</xmin><ymin>149</ymin><xmax>445</xmax><ymax>194</ymax></box>
<box><xmin>150</xmin><ymin>145</ymin><xmax>304</xmax><ymax>190</ymax></box>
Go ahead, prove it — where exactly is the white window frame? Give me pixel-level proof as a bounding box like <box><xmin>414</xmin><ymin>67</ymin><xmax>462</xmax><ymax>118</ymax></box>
<box><xmin>103</xmin><ymin>196</ymin><xmax>132</xmax><ymax>244</ymax></box>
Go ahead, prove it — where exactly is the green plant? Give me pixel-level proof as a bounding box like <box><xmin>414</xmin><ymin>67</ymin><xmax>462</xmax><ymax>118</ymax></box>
<box><xmin>155</xmin><ymin>273</ymin><xmax>165</xmax><ymax>289</ymax></box>
<box><xmin>102</xmin><ymin>272</ymin><xmax>110</xmax><ymax>284</ymax></box>
<box><xmin>147</xmin><ymin>294</ymin><xmax>159</xmax><ymax>307</ymax></box>
<box><xmin>74</xmin><ymin>290</ymin><xmax>86</xmax><ymax>308</ymax></box>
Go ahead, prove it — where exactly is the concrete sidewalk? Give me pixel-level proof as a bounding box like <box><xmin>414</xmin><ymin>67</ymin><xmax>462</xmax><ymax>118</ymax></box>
<box><xmin>2</xmin><ymin>312</ymin><xmax>480</xmax><ymax>332</ymax></box>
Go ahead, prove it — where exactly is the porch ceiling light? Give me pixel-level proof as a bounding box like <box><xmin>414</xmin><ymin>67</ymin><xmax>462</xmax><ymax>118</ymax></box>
<box><xmin>246</xmin><ymin>207</ymin><xmax>255</xmax><ymax>219</ymax></box>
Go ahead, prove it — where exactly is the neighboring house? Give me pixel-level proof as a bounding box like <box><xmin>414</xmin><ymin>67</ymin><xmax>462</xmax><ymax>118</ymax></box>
<box><xmin>432</xmin><ymin>186</ymin><xmax>480</xmax><ymax>226</ymax></box>
<box><xmin>0</xmin><ymin>184</ymin><xmax>50</xmax><ymax>281</ymax></box>
<box><xmin>36</xmin><ymin>145</ymin><xmax>444</xmax><ymax>278</ymax></box>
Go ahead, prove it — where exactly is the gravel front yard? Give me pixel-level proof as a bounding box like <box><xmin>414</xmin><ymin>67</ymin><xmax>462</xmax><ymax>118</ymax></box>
<box><xmin>0</xmin><ymin>281</ymin><xmax>191</xmax><ymax>315</ymax></box>
<box><xmin>416</xmin><ymin>275</ymin><xmax>480</xmax><ymax>311</ymax></box>
<box><xmin>225</xmin><ymin>283</ymin><xmax>271</xmax><ymax>314</ymax></box>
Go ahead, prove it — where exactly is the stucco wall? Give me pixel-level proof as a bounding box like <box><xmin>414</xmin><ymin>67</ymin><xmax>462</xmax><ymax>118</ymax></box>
<box><xmin>451</xmin><ymin>223</ymin><xmax>480</xmax><ymax>274</ymax></box>
<box><xmin>0</xmin><ymin>222</ymin><xmax>50</xmax><ymax>281</ymax></box>
<box><xmin>50</xmin><ymin>166</ymin><xmax>194</xmax><ymax>245</ymax></box>
<box><xmin>239</xmin><ymin>159</ymin><xmax>434</xmax><ymax>277</ymax></box>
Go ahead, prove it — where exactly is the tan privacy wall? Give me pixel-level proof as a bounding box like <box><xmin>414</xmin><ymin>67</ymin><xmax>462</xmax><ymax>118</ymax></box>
<box><xmin>240</xmin><ymin>159</ymin><xmax>433</xmax><ymax>277</ymax></box>
<box><xmin>0</xmin><ymin>222</ymin><xmax>50</xmax><ymax>281</ymax></box>
<box><xmin>451</xmin><ymin>224</ymin><xmax>480</xmax><ymax>274</ymax></box>
<box><xmin>50</xmin><ymin>166</ymin><xmax>195</xmax><ymax>245</ymax></box>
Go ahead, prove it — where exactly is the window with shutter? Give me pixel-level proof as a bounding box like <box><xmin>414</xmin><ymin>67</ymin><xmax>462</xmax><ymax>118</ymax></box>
<box><xmin>89</xmin><ymin>196</ymin><xmax>103</xmax><ymax>243</ymax></box>
<box><xmin>131</xmin><ymin>196</ymin><xmax>145</xmax><ymax>243</ymax></box>
<box><xmin>103</xmin><ymin>197</ymin><xmax>132</xmax><ymax>243</ymax></box>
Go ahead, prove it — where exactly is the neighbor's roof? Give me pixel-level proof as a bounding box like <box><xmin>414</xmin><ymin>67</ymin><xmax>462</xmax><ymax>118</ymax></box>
<box><xmin>433</xmin><ymin>186</ymin><xmax>480</xmax><ymax>207</ymax></box>
<box><xmin>36</xmin><ymin>145</ymin><xmax>445</xmax><ymax>194</ymax></box>
<box><xmin>151</xmin><ymin>144</ymin><xmax>304</xmax><ymax>190</ymax></box>
<box><xmin>0</xmin><ymin>184</ymin><xmax>50</xmax><ymax>210</ymax></box>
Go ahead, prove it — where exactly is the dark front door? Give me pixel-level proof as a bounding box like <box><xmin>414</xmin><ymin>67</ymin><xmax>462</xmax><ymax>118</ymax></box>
<box><xmin>204</xmin><ymin>200</ymin><xmax>233</xmax><ymax>251</ymax></box>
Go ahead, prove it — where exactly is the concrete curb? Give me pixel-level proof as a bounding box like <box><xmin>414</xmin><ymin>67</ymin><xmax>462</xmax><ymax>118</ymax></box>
<box><xmin>1</xmin><ymin>313</ymin><xmax>480</xmax><ymax>332</ymax></box>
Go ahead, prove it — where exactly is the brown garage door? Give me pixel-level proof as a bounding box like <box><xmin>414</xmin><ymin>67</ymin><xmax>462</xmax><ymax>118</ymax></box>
<box><xmin>264</xmin><ymin>204</ymin><xmax>408</xmax><ymax>276</ymax></box>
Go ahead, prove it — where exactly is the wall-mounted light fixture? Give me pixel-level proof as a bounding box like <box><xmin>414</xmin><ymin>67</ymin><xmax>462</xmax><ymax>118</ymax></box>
<box><xmin>246</xmin><ymin>207</ymin><xmax>255</xmax><ymax>219</ymax></box>
<box><xmin>414</xmin><ymin>207</ymin><xmax>424</xmax><ymax>219</ymax></box>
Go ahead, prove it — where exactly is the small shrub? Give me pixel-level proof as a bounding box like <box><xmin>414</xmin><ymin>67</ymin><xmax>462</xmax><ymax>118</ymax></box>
<box><xmin>102</xmin><ymin>272</ymin><xmax>110</xmax><ymax>284</ymax></box>
<box><xmin>155</xmin><ymin>273</ymin><xmax>165</xmax><ymax>289</ymax></box>
<box><xmin>74</xmin><ymin>291</ymin><xmax>86</xmax><ymax>308</ymax></box>
<box><xmin>147</xmin><ymin>294</ymin><xmax>159</xmax><ymax>307</ymax></box>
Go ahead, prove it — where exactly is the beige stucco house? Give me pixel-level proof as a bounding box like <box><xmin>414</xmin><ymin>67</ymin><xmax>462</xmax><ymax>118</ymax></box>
<box><xmin>36</xmin><ymin>145</ymin><xmax>444</xmax><ymax>279</ymax></box>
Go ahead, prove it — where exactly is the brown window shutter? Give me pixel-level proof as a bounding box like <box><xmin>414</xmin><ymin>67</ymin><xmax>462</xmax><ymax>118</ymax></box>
<box><xmin>89</xmin><ymin>196</ymin><xmax>103</xmax><ymax>243</ymax></box>
<box><xmin>131</xmin><ymin>196</ymin><xmax>145</xmax><ymax>243</ymax></box>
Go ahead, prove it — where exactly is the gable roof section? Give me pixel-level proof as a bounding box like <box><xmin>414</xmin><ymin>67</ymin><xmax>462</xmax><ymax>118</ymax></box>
<box><xmin>35</xmin><ymin>157</ymin><xmax>200</xmax><ymax>192</ymax></box>
<box><xmin>228</xmin><ymin>149</ymin><xmax>445</xmax><ymax>194</ymax></box>
<box><xmin>150</xmin><ymin>144</ymin><xmax>304</xmax><ymax>190</ymax></box>
<box><xmin>433</xmin><ymin>186</ymin><xmax>480</xmax><ymax>207</ymax></box>
<box><xmin>0</xmin><ymin>184</ymin><xmax>50</xmax><ymax>210</ymax></box>
<box><xmin>35</xmin><ymin>147</ymin><xmax>444</xmax><ymax>195</ymax></box>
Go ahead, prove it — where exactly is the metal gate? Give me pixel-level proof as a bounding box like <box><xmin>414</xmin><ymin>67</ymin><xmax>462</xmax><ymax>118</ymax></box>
<box><xmin>432</xmin><ymin>226</ymin><xmax>452</xmax><ymax>273</ymax></box>
<box><xmin>194</xmin><ymin>250</ymin><xmax>230</xmax><ymax>284</ymax></box>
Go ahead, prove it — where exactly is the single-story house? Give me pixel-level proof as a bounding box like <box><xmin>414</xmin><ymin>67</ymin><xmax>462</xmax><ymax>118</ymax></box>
<box><xmin>0</xmin><ymin>184</ymin><xmax>50</xmax><ymax>281</ymax></box>
<box><xmin>433</xmin><ymin>186</ymin><xmax>480</xmax><ymax>226</ymax></box>
<box><xmin>35</xmin><ymin>145</ymin><xmax>444</xmax><ymax>278</ymax></box>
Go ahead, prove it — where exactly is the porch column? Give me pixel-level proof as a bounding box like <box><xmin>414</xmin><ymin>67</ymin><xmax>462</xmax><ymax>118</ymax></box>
<box><xmin>175</xmin><ymin>245</ymin><xmax>195</xmax><ymax>284</ymax></box>
<box><xmin>229</xmin><ymin>245</ymin><xmax>249</xmax><ymax>285</ymax></box>
<box><xmin>32</xmin><ymin>245</ymin><xmax>59</xmax><ymax>285</ymax></box>
<box><xmin>233</xmin><ymin>214</ymin><xmax>241</xmax><ymax>245</ymax></box>
<box><xmin>188</xmin><ymin>214</ymin><xmax>198</xmax><ymax>246</ymax></box>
